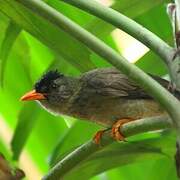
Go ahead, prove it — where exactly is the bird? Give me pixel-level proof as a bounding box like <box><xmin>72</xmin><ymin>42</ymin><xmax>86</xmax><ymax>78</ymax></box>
<box><xmin>20</xmin><ymin>67</ymin><xmax>180</xmax><ymax>144</ymax></box>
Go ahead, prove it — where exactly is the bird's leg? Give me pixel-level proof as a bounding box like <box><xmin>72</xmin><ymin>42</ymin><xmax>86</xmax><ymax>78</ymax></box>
<box><xmin>168</xmin><ymin>81</ymin><xmax>177</xmax><ymax>94</ymax></box>
<box><xmin>111</xmin><ymin>118</ymin><xmax>134</xmax><ymax>141</ymax></box>
<box><xmin>93</xmin><ymin>128</ymin><xmax>110</xmax><ymax>144</ymax></box>
<box><xmin>93</xmin><ymin>118</ymin><xmax>134</xmax><ymax>144</ymax></box>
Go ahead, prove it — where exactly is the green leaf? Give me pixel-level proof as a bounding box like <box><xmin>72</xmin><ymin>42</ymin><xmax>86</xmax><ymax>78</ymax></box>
<box><xmin>0</xmin><ymin>30</ymin><xmax>32</xmax><ymax>128</ymax></box>
<box><xmin>113</xmin><ymin>0</ymin><xmax>170</xmax><ymax>18</ymax></box>
<box><xmin>22</xmin><ymin>32</ymin><xmax>54</xmax><ymax>81</ymax></box>
<box><xmin>0</xmin><ymin>0</ymin><xmax>95</xmax><ymax>72</ymax></box>
<box><xmin>11</xmin><ymin>102</ymin><xmax>39</xmax><ymax>160</ymax></box>
<box><xmin>135</xmin><ymin>4</ymin><xmax>172</xmax><ymax>76</ymax></box>
<box><xmin>86</xmin><ymin>0</ymin><xmax>169</xmax><ymax>37</ymax></box>
<box><xmin>49</xmin><ymin>120</ymin><xmax>100</xmax><ymax>166</ymax></box>
<box><xmin>25</xmin><ymin>108</ymin><xmax>68</xmax><ymax>172</ymax></box>
<box><xmin>103</xmin><ymin>157</ymin><xmax>177</xmax><ymax>180</ymax></box>
<box><xmin>63</xmin><ymin>132</ymin><xmax>176</xmax><ymax>180</ymax></box>
<box><xmin>0</xmin><ymin>20</ymin><xmax>21</xmax><ymax>87</ymax></box>
<box><xmin>46</xmin><ymin>0</ymin><xmax>94</xmax><ymax>26</ymax></box>
<box><xmin>135</xmin><ymin>4</ymin><xmax>172</xmax><ymax>42</ymax></box>
<box><xmin>136</xmin><ymin>51</ymin><xmax>168</xmax><ymax>76</ymax></box>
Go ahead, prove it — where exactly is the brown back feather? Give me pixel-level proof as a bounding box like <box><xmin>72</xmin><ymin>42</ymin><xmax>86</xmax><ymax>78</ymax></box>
<box><xmin>80</xmin><ymin>68</ymin><xmax>179</xmax><ymax>99</ymax></box>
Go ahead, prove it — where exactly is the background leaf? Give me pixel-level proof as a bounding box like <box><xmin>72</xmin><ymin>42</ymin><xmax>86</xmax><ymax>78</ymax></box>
<box><xmin>49</xmin><ymin>120</ymin><xmax>100</xmax><ymax>166</ymax></box>
<box><xmin>0</xmin><ymin>21</ymin><xmax>21</xmax><ymax>87</ymax></box>
<box><xmin>11</xmin><ymin>102</ymin><xmax>39</xmax><ymax>160</ymax></box>
<box><xmin>0</xmin><ymin>0</ymin><xmax>95</xmax><ymax>72</ymax></box>
<box><xmin>62</xmin><ymin>131</ymin><xmax>177</xmax><ymax>179</ymax></box>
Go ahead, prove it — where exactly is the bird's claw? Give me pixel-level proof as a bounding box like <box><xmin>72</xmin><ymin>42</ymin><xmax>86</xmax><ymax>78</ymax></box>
<box><xmin>93</xmin><ymin>118</ymin><xmax>134</xmax><ymax>144</ymax></box>
<box><xmin>168</xmin><ymin>81</ymin><xmax>177</xmax><ymax>93</ymax></box>
<box><xmin>93</xmin><ymin>130</ymin><xmax>106</xmax><ymax>144</ymax></box>
<box><xmin>111</xmin><ymin>118</ymin><xmax>134</xmax><ymax>141</ymax></box>
<box><xmin>111</xmin><ymin>126</ymin><xmax>125</xmax><ymax>141</ymax></box>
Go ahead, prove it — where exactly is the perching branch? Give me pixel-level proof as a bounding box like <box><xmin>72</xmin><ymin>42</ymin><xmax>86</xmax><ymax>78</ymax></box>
<box><xmin>61</xmin><ymin>0</ymin><xmax>174</xmax><ymax>65</ymax></box>
<box><xmin>42</xmin><ymin>116</ymin><xmax>172</xmax><ymax>180</ymax></box>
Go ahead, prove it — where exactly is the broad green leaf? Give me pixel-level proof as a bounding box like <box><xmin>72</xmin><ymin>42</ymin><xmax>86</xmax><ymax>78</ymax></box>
<box><xmin>0</xmin><ymin>31</ymin><xmax>32</xmax><ymax>128</ymax></box>
<box><xmin>46</xmin><ymin>0</ymin><xmax>94</xmax><ymax>26</ymax></box>
<box><xmin>0</xmin><ymin>12</ymin><xmax>9</xmax><ymax>44</ymax></box>
<box><xmin>113</xmin><ymin>0</ymin><xmax>170</xmax><ymax>18</ymax></box>
<box><xmin>48</xmin><ymin>57</ymin><xmax>81</xmax><ymax>76</ymax></box>
<box><xmin>135</xmin><ymin>4</ymin><xmax>172</xmax><ymax>76</ymax></box>
<box><xmin>0</xmin><ymin>21</ymin><xmax>21</xmax><ymax>87</ymax></box>
<box><xmin>49</xmin><ymin>120</ymin><xmax>100</xmax><ymax>166</ymax></box>
<box><xmin>100</xmin><ymin>132</ymin><xmax>177</xmax><ymax>180</ymax></box>
<box><xmin>63</xmin><ymin>132</ymin><xmax>177</xmax><ymax>179</ymax></box>
<box><xmin>11</xmin><ymin>102</ymin><xmax>39</xmax><ymax>160</ymax></box>
<box><xmin>26</xmin><ymin>108</ymin><xmax>68</xmax><ymax>172</ymax></box>
<box><xmin>0</xmin><ymin>0</ymin><xmax>95</xmax><ymax>72</ymax></box>
<box><xmin>135</xmin><ymin>4</ymin><xmax>172</xmax><ymax>42</ymax></box>
<box><xmin>22</xmin><ymin>32</ymin><xmax>54</xmax><ymax>82</ymax></box>
<box><xmin>136</xmin><ymin>51</ymin><xmax>168</xmax><ymax>76</ymax></box>
<box><xmin>85</xmin><ymin>0</ymin><xmax>170</xmax><ymax>37</ymax></box>
<box><xmin>102</xmin><ymin>157</ymin><xmax>177</xmax><ymax>180</ymax></box>
<box><xmin>104</xmin><ymin>133</ymin><xmax>177</xmax><ymax>180</ymax></box>
<box><xmin>146</xmin><ymin>158</ymin><xmax>178</xmax><ymax>180</ymax></box>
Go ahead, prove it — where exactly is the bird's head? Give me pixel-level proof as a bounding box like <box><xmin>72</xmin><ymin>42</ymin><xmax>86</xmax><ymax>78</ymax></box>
<box><xmin>21</xmin><ymin>70</ymin><xmax>75</xmax><ymax>113</ymax></box>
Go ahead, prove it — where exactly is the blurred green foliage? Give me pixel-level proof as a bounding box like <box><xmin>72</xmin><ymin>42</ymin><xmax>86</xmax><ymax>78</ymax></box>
<box><xmin>0</xmin><ymin>0</ymin><xmax>178</xmax><ymax>179</ymax></box>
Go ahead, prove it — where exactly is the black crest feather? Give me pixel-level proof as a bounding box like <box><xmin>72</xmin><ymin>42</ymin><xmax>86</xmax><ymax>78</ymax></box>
<box><xmin>35</xmin><ymin>70</ymin><xmax>63</xmax><ymax>92</ymax></box>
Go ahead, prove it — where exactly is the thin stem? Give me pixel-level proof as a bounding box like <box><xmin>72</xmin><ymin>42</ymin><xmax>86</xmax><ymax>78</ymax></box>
<box><xmin>61</xmin><ymin>0</ymin><xmax>174</xmax><ymax>64</ymax></box>
<box><xmin>42</xmin><ymin>116</ymin><xmax>172</xmax><ymax>179</ymax></box>
<box><xmin>166</xmin><ymin>3</ymin><xmax>176</xmax><ymax>47</ymax></box>
<box><xmin>175</xmin><ymin>0</ymin><xmax>180</xmax><ymax>31</ymax></box>
<box><xmin>15</xmin><ymin>0</ymin><xmax>180</xmax><ymax>129</ymax></box>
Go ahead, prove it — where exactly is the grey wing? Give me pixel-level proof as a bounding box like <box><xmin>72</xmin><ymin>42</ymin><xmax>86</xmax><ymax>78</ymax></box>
<box><xmin>80</xmin><ymin>67</ymin><xmax>153</xmax><ymax>99</ymax></box>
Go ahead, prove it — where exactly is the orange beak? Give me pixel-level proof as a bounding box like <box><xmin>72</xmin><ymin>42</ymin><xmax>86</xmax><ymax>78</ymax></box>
<box><xmin>20</xmin><ymin>90</ymin><xmax>46</xmax><ymax>101</ymax></box>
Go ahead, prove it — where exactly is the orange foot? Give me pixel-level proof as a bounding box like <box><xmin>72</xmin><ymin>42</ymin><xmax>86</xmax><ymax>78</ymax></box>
<box><xmin>111</xmin><ymin>118</ymin><xmax>134</xmax><ymax>141</ymax></box>
<box><xmin>93</xmin><ymin>118</ymin><xmax>134</xmax><ymax>144</ymax></box>
<box><xmin>93</xmin><ymin>129</ymin><xmax>107</xmax><ymax>144</ymax></box>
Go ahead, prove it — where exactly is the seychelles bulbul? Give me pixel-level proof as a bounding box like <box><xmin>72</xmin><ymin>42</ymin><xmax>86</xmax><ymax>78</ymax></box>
<box><xmin>20</xmin><ymin>68</ymin><xmax>180</xmax><ymax>143</ymax></box>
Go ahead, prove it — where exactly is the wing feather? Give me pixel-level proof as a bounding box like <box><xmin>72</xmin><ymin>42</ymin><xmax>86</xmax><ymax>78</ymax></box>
<box><xmin>80</xmin><ymin>68</ymin><xmax>169</xmax><ymax>99</ymax></box>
